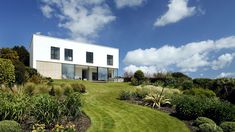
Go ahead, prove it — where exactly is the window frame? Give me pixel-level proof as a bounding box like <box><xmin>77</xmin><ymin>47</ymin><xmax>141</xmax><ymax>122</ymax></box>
<box><xmin>64</xmin><ymin>48</ymin><xmax>73</xmax><ymax>61</ymax></box>
<box><xmin>51</xmin><ymin>46</ymin><xmax>60</xmax><ymax>60</ymax></box>
<box><xmin>86</xmin><ymin>51</ymin><xmax>93</xmax><ymax>63</ymax></box>
<box><xmin>107</xmin><ymin>55</ymin><xmax>113</xmax><ymax>66</ymax></box>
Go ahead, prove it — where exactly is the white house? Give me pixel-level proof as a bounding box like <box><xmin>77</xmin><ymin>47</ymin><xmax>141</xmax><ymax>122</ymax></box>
<box><xmin>30</xmin><ymin>34</ymin><xmax>119</xmax><ymax>81</ymax></box>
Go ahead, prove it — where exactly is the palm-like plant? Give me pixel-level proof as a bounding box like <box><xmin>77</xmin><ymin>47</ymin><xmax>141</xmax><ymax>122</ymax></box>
<box><xmin>144</xmin><ymin>93</ymin><xmax>171</xmax><ymax>108</ymax></box>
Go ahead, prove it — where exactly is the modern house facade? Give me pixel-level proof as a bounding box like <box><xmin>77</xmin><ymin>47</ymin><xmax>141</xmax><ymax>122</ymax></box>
<box><xmin>30</xmin><ymin>34</ymin><xmax>119</xmax><ymax>81</ymax></box>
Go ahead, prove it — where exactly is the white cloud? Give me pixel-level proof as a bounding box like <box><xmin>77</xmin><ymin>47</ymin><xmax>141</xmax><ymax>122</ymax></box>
<box><xmin>123</xmin><ymin>35</ymin><xmax>235</xmax><ymax>73</ymax></box>
<box><xmin>40</xmin><ymin>5</ymin><xmax>53</xmax><ymax>18</ymax></box>
<box><xmin>212</xmin><ymin>53</ymin><xmax>235</xmax><ymax>70</ymax></box>
<box><xmin>154</xmin><ymin>0</ymin><xmax>196</xmax><ymax>27</ymax></box>
<box><xmin>124</xmin><ymin>65</ymin><xmax>166</xmax><ymax>77</ymax></box>
<box><xmin>40</xmin><ymin>0</ymin><xmax>115</xmax><ymax>42</ymax></box>
<box><xmin>114</xmin><ymin>0</ymin><xmax>146</xmax><ymax>8</ymax></box>
<box><xmin>217</xmin><ymin>72</ymin><xmax>235</xmax><ymax>78</ymax></box>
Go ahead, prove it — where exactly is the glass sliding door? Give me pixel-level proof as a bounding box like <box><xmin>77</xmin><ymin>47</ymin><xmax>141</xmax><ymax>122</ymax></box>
<box><xmin>98</xmin><ymin>67</ymin><xmax>107</xmax><ymax>81</ymax></box>
<box><xmin>62</xmin><ymin>64</ymin><xmax>75</xmax><ymax>79</ymax></box>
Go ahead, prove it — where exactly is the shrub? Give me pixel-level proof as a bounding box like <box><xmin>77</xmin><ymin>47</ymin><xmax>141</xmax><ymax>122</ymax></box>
<box><xmin>183</xmin><ymin>88</ymin><xmax>216</xmax><ymax>98</ymax></box>
<box><xmin>28</xmin><ymin>74</ymin><xmax>44</xmax><ymax>84</ymax></box>
<box><xmin>23</xmin><ymin>83</ymin><xmax>36</xmax><ymax>96</ymax></box>
<box><xmin>53</xmin><ymin>85</ymin><xmax>63</xmax><ymax>97</ymax></box>
<box><xmin>13</xmin><ymin>60</ymin><xmax>26</xmax><ymax>84</ymax></box>
<box><xmin>0</xmin><ymin>58</ymin><xmax>15</xmax><ymax>86</ymax></box>
<box><xmin>133</xmin><ymin>70</ymin><xmax>145</xmax><ymax>85</ymax></box>
<box><xmin>144</xmin><ymin>93</ymin><xmax>171</xmax><ymax>108</ymax></box>
<box><xmin>193</xmin><ymin>117</ymin><xmax>215</xmax><ymax>126</ymax></box>
<box><xmin>173</xmin><ymin>94</ymin><xmax>235</xmax><ymax>123</ymax></box>
<box><xmin>0</xmin><ymin>120</ymin><xmax>22</xmax><ymax>132</ymax></box>
<box><xmin>131</xmin><ymin>77</ymin><xmax>139</xmax><ymax>86</ymax></box>
<box><xmin>220</xmin><ymin>122</ymin><xmax>235</xmax><ymax>132</ymax></box>
<box><xmin>132</xmin><ymin>87</ymin><xmax>149</xmax><ymax>100</ymax></box>
<box><xmin>30</xmin><ymin>94</ymin><xmax>63</xmax><ymax>125</ymax></box>
<box><xmin>63</xmin><ymin>84</ymin><xmax>74</xmax><ymax>96</ymax></box>
<box><xmin>198</xmin><ymin>123</ymin><xmax>223</xmax><ymax>132</ymax></box>
<box><xmin>71</xmin><ymin>83</ymin><xmax>86</xmax><ymax>93</ymax></box>
<box><xmin>174</xmin><ymin>95</ymin><xmax>209</xmax><ymax>120</ymax></box>
<box><xmin>33</xmin><ymin>84</ymin><xmax>50</xmax><ymax>95</ymax></box>
<box><xmin>64</xmin><ymin>93</ymin><xmax>82</xmax><ymax>119</ymax></box>
<box><xmin>0</xmin><ymin>93</ymin><xmax>29</xmax><ymax>122</ymax></box>
<box><xmin>205</xmin><ymin>101</ymin><xmax>235</xmax><ymax>124</ymax></box>
<box><xmin>193</xmin><ymin>78</ymin><xmax>213</xmax><ymax>89</ymax></box>
<box><xmin>119</xmin><ymin>90</ymin><xmax>131</xmax><ymax>100</ymax></box>
<box><xmin>181</xmin><ymin>80</ymin><xmax>193</xmax><ymax>90</ymax></box>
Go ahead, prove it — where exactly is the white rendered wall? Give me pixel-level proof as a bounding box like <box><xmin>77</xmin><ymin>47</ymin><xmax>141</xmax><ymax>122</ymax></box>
<box><xmin>30</xmin><ymin>34</ymin><xmax>119</xmax><ymax>70</ymax></box>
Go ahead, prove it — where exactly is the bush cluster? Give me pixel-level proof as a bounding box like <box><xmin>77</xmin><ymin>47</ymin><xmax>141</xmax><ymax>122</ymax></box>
<box><xmin>71</xmin><ymin>83</ymin><xmax>86</xmax><ymax>93</ymax></box>
<box><xmin>220</xmin><ymin>122</ymin><xmax>235</xmax><ymax>132</ymax></box>
<box><xmin>0</xmin><ymin>91</ymin><xmax>82</xmax><ymax>126</ymax></box>
<box><xmin>193</xmin><ymin>117</ymin><xmax>223</xmax><ymax>132</ymax></box>
<box><xmin>0</xmin><ymin>120</ymin><xmax>22</xmax><ymax>132</ymax></box>
<box><xmin>0</xmin><ymin>58</ymin><xmax>15</xmax><ymax>86</ymax></box>
<box><xmin>183</xmin><ymin>88</ymin><xmax>216</xmax><ymax>98</ymax></box>
<box><xmin>172</xmin><ymin>95</ymin><xmax>235</xmax><ymax>123</ymax></box>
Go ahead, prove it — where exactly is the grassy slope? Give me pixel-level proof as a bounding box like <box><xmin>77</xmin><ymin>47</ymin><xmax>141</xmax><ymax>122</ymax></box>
<box><xmin>54</xmin><ymin>80</ymin><xmax>189</xmax><ymax>132</ymax></box>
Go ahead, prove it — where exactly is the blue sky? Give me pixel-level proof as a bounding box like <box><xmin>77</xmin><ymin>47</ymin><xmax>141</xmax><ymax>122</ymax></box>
<box><xmin>0</xmin><ymin>0</ymin><xmax>235</xmax><ymax>78</ymax></box>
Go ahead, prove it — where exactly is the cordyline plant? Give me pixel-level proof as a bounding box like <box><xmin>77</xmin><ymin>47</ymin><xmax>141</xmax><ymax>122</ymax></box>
<box><xmin>144</xmin><ymin>86</ymin><xmax>171</xmax><ymax>108</ymax></box>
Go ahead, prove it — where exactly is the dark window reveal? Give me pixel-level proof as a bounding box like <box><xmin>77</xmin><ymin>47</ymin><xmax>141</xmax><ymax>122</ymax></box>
<box><xmin>51</xmin><ymin>47</ymin><xmax>60</xmax><ymax>60</ymax></box>
<box><xmin>64</xmin><ymin>49</ymin><xmax>73</xmax><ymax>61</ymax></box>
<box><xmin>107</xmin><ymin>55</ymin><xmax>113</xmax><ymax>65</ymax></box>
<box><xmin>86</xmin><ymin>52</ymin><xmax>93</xmax><ymax>63</ymax></box>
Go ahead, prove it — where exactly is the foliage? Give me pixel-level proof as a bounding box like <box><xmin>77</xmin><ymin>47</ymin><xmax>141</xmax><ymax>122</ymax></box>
<box><xmin>212</xmin><ymin>78</ymin><xmax>235</xmax><ymax>104</ymax></box>
<box><xmin>12</xmin><ymin>46</ymin><xmax>29</xmax><ymax>66</ymax></box>
<box><xmin>144</xmin><ymin>93</ymin><xmax>171</xmax><ymax>108</ymax></box>
<box><xmin>0</xmin><ymin>48</ymin><xmax>19</xmax><ymax>61</ymax></box>
<box><xmin>193</xmin><ymin>117</ymin><xmax>215</xmax><ymax>126</ymax></box>
<box><xmin>30</xmin><ymin>94</ymin><xmax>63</xmax><ymax>125</ymax></box>
<box><xmin>63</xmin><ymin>84</ymin><xmax>74</xmax><ymax>96</ymax></box>
<box><xmin>171</xmin><ymin>72</ymin><xmax>191</xmax><ymax>80</ymax></box>
<box><xmin>23</xmin><ymin>82</ymin><xmax>36</xmax><ymax>96</ymax></box>
<box><xmin>71</xmin><ymin>83</ymin><xmax>86</xmax><ymax>93</ymax></box>
<box><xmin>198</xmin><ymin>123</ymin><xmax>223</xmax><ymax>132</ymax></box>
<box><xmin>13</xmin><ymin>60</ymin><xmax>26</xmax><ymax>84</ymax></box>
<box><xmin>64</xmin><ymin>93</ymin><xmax>82</xmax><ymax>119</ymax></box>
<box><xmin>0</xmin><ymin>120</ymin><xmax>22</xmax><ymax>132</ymax></box>
<box><xmin>133</xmin><ymin>70</ymin><xmax>145</xmax><ymax>85</ymax></box>
<box><xmin>183</xmin><ymin>88</ymin><xmax>216</xmax><ymax>98</ymax></box>
<box><xmin>173</xmin><ymin>95</ymin><xmax>235</xmax><ymax>123</ymax></box>
<box><xmin>32</xmin><ymin>124</ymin><xmax>45</xmax><ymax>132</ymax></box>
<box><xmin>205</xmin><ymin>100</ymin><xmax>235</xmax><ymax>124</ymax></box>
<box><xmin>119</xmin><ymin>90</ymin><xmax>131</xmax><ymax>100</ymax></box>
<box><xmin>181</xmin><ymin>80</ymin><xmax>193</xmax><ymax>90</ymax></box>
<box><xmin>33</xmin><ymin>84</ymin><xmax>50</xmax><ymax>95</ymax></box>
<box><xmin>0</xmin><ymin>93</ymin><xmax>29</xmax><ymax>122</ymax></box>
<box><xmin>53</xmin><ymin>85</ymin><xmax>64</xmax><ymax>97</ymax></box>
<box><xmin>220</xmin><ymin>122</ymin><xmax>235</xmax><ymax>132</ymax></box>
<box><xmin>0</xmin><ymin>58</ymin><xmax>15</xmax><ymax>86</ymax></box>
<box><xmin>131</xmin><ymin>77</ymin><xmax>139</xmax><ymax>86</ymax></box>
<box><xmin>132</xmin><ymin>87</ymin><xmax>149</xmax><ymax>99</ymax></box>
<box><xmin>51</xmin><ymin>123</ymin><xmax>76</xmax><ymax>132</ymax></box>
<box><xmin>193</xmin><ymin>78</ymin><xmax>213</xmax><ymax>89</ymax></box>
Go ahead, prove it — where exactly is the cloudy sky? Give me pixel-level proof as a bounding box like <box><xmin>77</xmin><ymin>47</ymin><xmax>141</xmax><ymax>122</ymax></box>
<box><xmin>0</xmin><ymin>0</ymin><xmax>235</xmax><ymax>78</ymax></box>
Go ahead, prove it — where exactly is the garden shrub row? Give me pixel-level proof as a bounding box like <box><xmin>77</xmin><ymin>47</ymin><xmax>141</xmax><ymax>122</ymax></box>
<box><xmin>172</xmin><ymin>95</ymin><xmax>235</xmax><ymax>124</ymax></box>
<box><xmin>0</xmin><ymin>92</ymin><xmax>82</xmax><ymax>126</ymax></box>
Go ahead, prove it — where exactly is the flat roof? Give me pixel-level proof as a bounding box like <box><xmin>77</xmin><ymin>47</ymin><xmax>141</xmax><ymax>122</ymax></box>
<box><xmin>33</xmin><ymin>34</ymin><xmax>119</xmax><ymax>50</ymax></box>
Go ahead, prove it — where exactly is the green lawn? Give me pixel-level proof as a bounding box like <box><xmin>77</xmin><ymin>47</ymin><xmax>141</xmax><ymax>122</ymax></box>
<box><xmin>54</xmin><ymin>80</ymin><xmax>189</xmax><ymax>132</ymax></box>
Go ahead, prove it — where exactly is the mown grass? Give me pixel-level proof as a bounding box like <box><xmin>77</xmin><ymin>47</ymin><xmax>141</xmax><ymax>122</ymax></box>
<box><xmin>53</xmin><ymin>80</ymin><xmax>189</xmax><ymax>132</ymax></box>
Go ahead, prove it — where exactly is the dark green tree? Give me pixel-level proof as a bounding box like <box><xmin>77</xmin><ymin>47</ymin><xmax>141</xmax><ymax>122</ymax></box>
<box><xmin>134</xmin><ymin>70</ymin><xmax>145</xmax><ymax>85</ymax></box>
<box><xmin>0</xmin><ymin>48</ymin><xmax>19</xmax><ymax>60</ymax></box>
<box><xmin>13</xmin><ymin>46</ymin><xmax>29</xmax><ymax>66</ymax></box>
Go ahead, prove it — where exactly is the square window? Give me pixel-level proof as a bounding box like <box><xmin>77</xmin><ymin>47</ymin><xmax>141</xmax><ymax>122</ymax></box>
<box><xmin>51</xmin><ymin>47</ymin><xmax>60</xmax><ymax>60</ymax></box>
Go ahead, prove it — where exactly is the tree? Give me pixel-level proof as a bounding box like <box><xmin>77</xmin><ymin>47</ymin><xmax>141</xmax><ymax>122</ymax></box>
<box><xmin>13</xmin><ymin>60</ymin><xmax>26</xmax><ymax>84</ymax></box>
<box><xmin>0</xmin><ymin>58</ymin><xmax>15</xmax><ymax>86</ymax></box>
<box><xmin>13</xmin><ymin>46</ymin><xmax>29</xmax><ymax>66</ymax></box>
<box><xmin>0</xmin><ymin>48</ymin><xmax>19</xmax><ymax>60</ymax></box>
<box><xmin>134</xmin><ymin>70</ymin><xmax>145</xmax><ymax>85</ymax></box>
